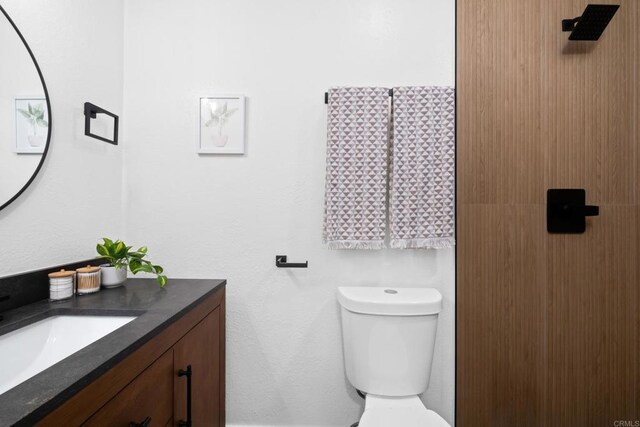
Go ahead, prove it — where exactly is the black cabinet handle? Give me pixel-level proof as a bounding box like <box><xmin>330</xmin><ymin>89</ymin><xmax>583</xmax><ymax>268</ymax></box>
<box><xmin>129</xmin><ymin>416</ymin><xmax>151</xmax><ymax>427</ymax></box>
<box><xmin>178</xmin><ymin>365</ymin><xmax>192</xmax><ymax>427</ymax></box>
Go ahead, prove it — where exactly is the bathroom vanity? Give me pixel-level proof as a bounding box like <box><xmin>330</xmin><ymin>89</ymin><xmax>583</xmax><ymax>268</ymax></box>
<box><xmin>0</xmin><ymin>268</ymin><xmax>225</xmax><ymax>426</ymax></box>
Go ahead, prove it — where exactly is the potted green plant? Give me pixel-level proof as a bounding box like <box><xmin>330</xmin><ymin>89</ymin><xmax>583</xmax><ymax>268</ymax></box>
<box><xmin>96</xmin><ymin>238</ymin><xmax>167</xmax><ymax>287</ymax></box>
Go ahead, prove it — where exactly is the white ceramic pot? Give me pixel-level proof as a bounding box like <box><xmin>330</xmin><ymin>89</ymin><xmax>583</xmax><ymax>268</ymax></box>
<box><xmin>100</xmin><ymin>264</ymin><xmax>127</xmax><ymax>288</ymax></box>
<box><xmin>212</xmin><ymin>135</ymin><xmax>228</xmax><ymax>147</ymax></box>
<box><xmin>28</xmin><ymin>135</ymin><xmax>44</xmax><ymax>147</ymax></box>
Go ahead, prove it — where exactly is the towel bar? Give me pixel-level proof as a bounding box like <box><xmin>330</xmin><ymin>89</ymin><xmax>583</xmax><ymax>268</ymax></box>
<box><xmin>324</xmin><ymin>89</ymin><xmax>393</xmax><ymax>104</ymax></box>
<box><xmin>84</xmin><ymin>102</ymin><xmax>119</xmax><ymax>145</ymax></box>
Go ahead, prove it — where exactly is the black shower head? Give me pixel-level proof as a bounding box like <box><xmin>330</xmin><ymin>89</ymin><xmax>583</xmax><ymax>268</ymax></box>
<box><xmin>562</xmin><ymin>4</ymin><xmax>619</xmax><ymax>41</ymax></box>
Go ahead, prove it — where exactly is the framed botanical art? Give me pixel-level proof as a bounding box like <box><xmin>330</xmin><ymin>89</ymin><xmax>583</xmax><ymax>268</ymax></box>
<box><xmin>199</xmin><ymin>95</ymin><xmax>245</xmax><ymax>154</ymax></box>
<box><xmin>15</xmin><ymin>97</ymin><xmax>49</xmax><ymax>154</ymax></box>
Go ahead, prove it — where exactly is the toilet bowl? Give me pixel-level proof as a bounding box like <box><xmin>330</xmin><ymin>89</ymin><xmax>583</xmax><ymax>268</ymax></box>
<box><xmin>338</xmin><ymin>287</ymin><xmax>450</xmax><ymax>427</ymax></box>
<box><xmin>359</xmin><ymin>395</ymin><xmax>449</xmax><ymax>427</ymax></box>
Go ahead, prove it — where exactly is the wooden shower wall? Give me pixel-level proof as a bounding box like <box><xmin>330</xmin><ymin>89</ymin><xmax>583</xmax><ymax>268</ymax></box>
<box><xmin>457</xmin><ymin>0</ymin><xmax>640</xmax><ymax>425</ymax></box>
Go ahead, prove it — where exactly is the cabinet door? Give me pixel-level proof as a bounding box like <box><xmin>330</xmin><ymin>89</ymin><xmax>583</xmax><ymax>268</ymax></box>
<box><xmin>173</xmin><ymin>307</ymin><xmax>222</xmax><ymax>426</ymax></box>
<box><xmin>83</xmin><ymin>350</ymin><xmax>174</xmax><ymax>427</ymax></box>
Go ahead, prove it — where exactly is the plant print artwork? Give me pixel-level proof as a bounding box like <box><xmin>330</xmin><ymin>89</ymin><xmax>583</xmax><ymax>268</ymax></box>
<box><xmin>199</xmin><ymin>96</ymin><xmax>245</xmax><ymax>154</ymax></box>
<box><xmin>15</xmin><ymin>98</ymin><xmax>49</xmax><ymax>154</ymax></box>
<box><xmin>204</xmin><ymin>100</ymin><xmax>238</xmax><ymax>147</ymax></box>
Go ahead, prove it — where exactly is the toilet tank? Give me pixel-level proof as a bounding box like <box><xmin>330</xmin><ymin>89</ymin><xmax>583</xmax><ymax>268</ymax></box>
<box><xmin>337</xmin><ymin>287</ymin><xmax>442</xmax><ymax>397</ymax></box>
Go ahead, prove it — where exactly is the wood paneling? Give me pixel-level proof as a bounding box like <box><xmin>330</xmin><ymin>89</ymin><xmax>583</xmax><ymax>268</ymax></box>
<box><xmin>458</xmin><ymin>0</ymin><xmax>640</xmax><ymax>425</ymax></box>
<box><xmin>457</xmin><ymin>205</ymin><xmax>547</xmax><ymax>426</ymax></box>
<box><xmin>544</xmin><ymin>207</ymin><xmax>640</xmax><ymax>424</ymax></box>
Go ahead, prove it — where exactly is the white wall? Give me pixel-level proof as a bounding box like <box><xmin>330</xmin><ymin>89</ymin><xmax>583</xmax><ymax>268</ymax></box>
<box><xmin>0</xmin><ymin>0</ymin><xmax>125</xmax><ymax>276</ymax></box>
<box><xmin>123</xmin><ymin>1</ymin><xmax>455</xmax><ymax>425</ymax></box>
<box><xmin>0</xmin><ymin>1</ymin><xmax>455</xmax><ymax>424</ymax></box>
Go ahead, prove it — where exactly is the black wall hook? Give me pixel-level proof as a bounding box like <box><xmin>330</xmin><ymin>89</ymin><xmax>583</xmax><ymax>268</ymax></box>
<box><xmin>276</xmin><ymin>255</ymin><xmax>308</xmax><ymax>268</ymax></box>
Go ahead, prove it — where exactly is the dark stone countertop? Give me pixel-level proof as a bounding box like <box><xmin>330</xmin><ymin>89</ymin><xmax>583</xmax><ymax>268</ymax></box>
<box><xmin>0</xmin><ymin>277</ymin><xmax>226</xmax><ymax>426</ymax></box>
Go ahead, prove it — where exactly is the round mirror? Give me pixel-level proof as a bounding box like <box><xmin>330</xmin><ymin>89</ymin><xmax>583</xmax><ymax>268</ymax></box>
<box><xmin>0</xmin><ymin>5</ymin><xmax>51</xmax><ymax>211</ymax></box>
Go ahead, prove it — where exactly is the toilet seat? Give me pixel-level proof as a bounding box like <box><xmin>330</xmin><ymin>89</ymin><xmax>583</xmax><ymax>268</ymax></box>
<box><xmin>358</xmin><ymin>395</ymin><xmax>450</xmax><ymax>427</ymax></box>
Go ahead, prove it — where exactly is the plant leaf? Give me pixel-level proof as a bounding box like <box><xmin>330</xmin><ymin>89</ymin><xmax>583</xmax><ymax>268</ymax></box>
<box><xmin>114</xmin><ymin>241</ymin><xmax>126</xmax><ymax>259</ymax></box>
<box><xmin>129</xmin><ymin>259</ymin><xmax>142</xmax><ymax>274</ymax></box>
<box><xmin>17</xmin><ymin>109</ymin><xmax>31</xmax><ymax>119</ymax></box>
<box><xmin>157</xmin><ymin>275</ymin><xmax>168</xmax><ymax>287</ymax></box>
<box><xmin>135</xmin><ymin>263</ymin><xmax>154</xmax><ymax>274</ymax></box>
<box><xmin>96</xmin><ymin>244</ymin><xmax>109</xmax><ymax>257</ymax></box>
<box><xmin>205</xmin><ymin>116</ymin><xmax>219</xmax><ymax>127</ymax></box>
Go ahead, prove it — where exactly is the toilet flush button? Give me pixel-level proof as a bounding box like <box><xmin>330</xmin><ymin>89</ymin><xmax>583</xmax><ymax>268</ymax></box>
<box><xmin>384</xmin><ymin>289</ymin><xmax>398</xmax><ymax>294</ymax></box>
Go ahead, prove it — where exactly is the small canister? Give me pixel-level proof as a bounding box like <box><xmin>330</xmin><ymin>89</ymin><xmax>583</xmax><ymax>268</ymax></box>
<box><xmin>48</xmin><ymin>269</ymin><xmax>75</xmax><ymax>301</ymax></box>
<box><xmin>76</xmin><ymin>265</ymin><xmax>101</xmax><ymax>295</ymax></box>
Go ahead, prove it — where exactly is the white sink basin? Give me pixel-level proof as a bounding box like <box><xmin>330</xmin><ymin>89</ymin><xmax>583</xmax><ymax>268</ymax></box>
<box><xmin>0</xmin><ymin>315</ymin><xmax>136</xmax><ymax>396</ymax></box>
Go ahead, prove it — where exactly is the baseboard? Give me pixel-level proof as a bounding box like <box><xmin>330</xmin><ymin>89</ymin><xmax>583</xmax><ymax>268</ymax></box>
<box><xmin>228</xmin><ymin>425</ymin><xmax>334</xmax><ymax>427</ymax></box>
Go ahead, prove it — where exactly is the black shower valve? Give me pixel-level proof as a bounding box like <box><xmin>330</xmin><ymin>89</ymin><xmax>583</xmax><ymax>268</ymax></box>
<box><xmin>547</xmin><ymin>189</ymin><xmax>599</xmax><ymax>234</ymax></box>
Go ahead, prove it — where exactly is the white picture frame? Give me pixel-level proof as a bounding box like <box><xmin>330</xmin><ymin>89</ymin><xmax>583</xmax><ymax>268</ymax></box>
<box><xmin>15</xmin><ymin>97</ymin><xmax>48</xmax><ymax>154</ymax></box>
<box><xmin>198</xmin><ymin>95</ymin><xmax>245</xmax><ymax>154</ymax></box>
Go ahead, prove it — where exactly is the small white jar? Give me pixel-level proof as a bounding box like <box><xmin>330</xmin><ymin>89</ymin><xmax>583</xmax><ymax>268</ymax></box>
<box><xmin>48</xmin><ymin>269</ymin><xmax>75</xmax><ymax>301</ymax></box>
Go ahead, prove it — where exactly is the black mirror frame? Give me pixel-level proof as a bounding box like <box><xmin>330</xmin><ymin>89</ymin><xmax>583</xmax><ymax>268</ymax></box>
<box><xmin>0</xmin><ymin>4</ymin><xmax>52</xmax><ymax>212</ymax></box>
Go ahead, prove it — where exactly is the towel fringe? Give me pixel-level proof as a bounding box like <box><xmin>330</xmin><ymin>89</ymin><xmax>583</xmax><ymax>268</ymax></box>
<box><xmin>390</xmin><ymin>238</ymin><xmax>455</xmax><ymax>249</ymax></box>
<box><xmin>326</xmin><ymin>240</ymin><xmax>386</xmax><ymax>250</ymax></box>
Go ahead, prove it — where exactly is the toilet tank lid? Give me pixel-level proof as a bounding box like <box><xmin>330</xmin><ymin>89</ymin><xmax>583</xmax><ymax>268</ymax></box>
<box><xmin>337</xmin><ymin>287</ymin><xmax>442</xmax><ymax>316</ymax></box>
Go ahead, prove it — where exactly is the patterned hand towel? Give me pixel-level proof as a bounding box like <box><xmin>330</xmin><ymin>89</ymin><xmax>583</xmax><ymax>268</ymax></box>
<box><xmin>323</xmin><ymin>87</ymin><xmax>390</xmax><ymax>249</ymax></box>
<box><xmin>390</xmin><ymin>86</ymin><xmax>455</xmax><ymax>249</ymax></box>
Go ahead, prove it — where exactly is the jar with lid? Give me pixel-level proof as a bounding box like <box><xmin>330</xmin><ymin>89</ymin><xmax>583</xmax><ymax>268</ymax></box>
<box><xmin>76</xmin><ymin>265</ymin><xmax>101</xmax><ymax>295</ymax></box>
<box><xmin>48</xmin><ymin>269</ymin><xmax>75</xmax><ymax>301</ymax></box>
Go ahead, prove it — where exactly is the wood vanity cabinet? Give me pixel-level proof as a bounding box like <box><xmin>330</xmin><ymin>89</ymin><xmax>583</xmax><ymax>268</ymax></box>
<box><xmin>39</xmin><ymin>287</ymin><xmax>225</xmax><ymax>427</ymax></box>
<box><xmin>83</xmin><ymin>351</ymin><xmax>174</xmax><ymax>426</ymax></box>
<box><xmin>173</xmin><ymin>309</ymin><xmax>222</xmax><ymax>426</ymax></box>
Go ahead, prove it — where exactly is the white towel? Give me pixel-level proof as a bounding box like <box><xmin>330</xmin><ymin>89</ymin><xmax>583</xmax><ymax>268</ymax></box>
<box><xmin>323</xmin><ymin>87</ymin><xmax>390</xmax><ymax>249</ymax></box>
<box><xmin>390</xmin><ymin>86</ymin><xmax>455</xmax><ymax>249</ymax></box>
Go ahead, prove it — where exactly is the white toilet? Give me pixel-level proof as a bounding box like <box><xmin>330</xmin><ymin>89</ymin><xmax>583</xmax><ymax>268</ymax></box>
<box><xmin>338</xmin><ymin>287</ymin><xmax>450</xmax><ymax>427</ymax></box>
